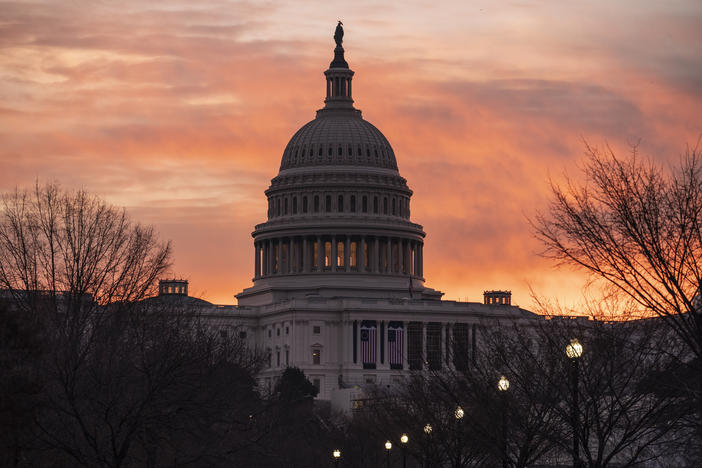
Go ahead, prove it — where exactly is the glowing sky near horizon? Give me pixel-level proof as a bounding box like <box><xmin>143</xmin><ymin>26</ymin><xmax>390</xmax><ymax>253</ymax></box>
<box><xmin>1</xmin><ymin>1</ymin><xmax>701</xmax><ymax>308</ymax></box>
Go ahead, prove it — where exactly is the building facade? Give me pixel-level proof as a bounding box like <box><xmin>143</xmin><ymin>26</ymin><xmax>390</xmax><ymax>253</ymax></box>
<box><xmin>182</xmin><ymin>24</ymin><xmax>536</xmax><ymax>408</ymax></box>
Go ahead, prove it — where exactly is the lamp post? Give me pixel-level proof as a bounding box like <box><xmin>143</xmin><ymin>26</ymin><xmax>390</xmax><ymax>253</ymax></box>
<box><xmin>454</xmin><ymin>405</ymin><xmax>464</xmax><ymax>466</ymax></box>
<box><xmin>566</xmin><ymin>338</ymin><xmax>583</xmax><ymax>468</ymax></box>
<box><xmin>385</xmin><ymin>440</ymin><xmax>392</xmax><ymax>468</ymax></box>
<box><xmin>332</xmin><ymin>449</ymin><xmax>341</xmax><ymax>467</ymax></box>
<box><xmin>423</xmin><ymin>424</ymin><xmax>432</xmax><ymax>468</ymax></box>
<box><xmin>498</xmin><ymin>375</ymin><xmax>510</xmax><ymax>468</ymax></box>
<box><xmin>400</xmin><ymin>433</ymin><xmax>408</xmax><ymax>468</ymax></box>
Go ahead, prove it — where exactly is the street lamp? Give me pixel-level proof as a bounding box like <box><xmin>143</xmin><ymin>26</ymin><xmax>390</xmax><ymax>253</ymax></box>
<box><xmin>385</xmin><ymin>440</ymin><xmax>392</xmax><ymax>468</ymax></box>
<box><xmin>423</xmin><ymin>424</ymin><xmax>432</xmax><ymax>468</ymax></box>
<box><xmin>400</xmin><ymin>433</ymin><xmax>409</xmax><ymax>468</ymax></box>
<box><xmin>455</xmin><ymin>405</ymin><xmax>465</xmax><ymax>420</ymax></box>
<box><xmin>566</xmin><ymin>338</ymin><xmax>583</xmax><ymax>468</ymax></box>
<box><xmin>498</xmin><ymin>375</ymin><xmax>510</xmax><ymax>468</ymax></box>
<box><xmin>332</xmin><ymin>449</ymin><xmax>341</xmax><ymax>467</ymax></box>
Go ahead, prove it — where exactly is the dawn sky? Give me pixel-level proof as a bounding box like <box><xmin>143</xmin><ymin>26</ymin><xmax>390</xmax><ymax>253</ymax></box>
<box><xmin>2</xmin><ymin>0</ymin><xmax>701</xmax><ymax>307</ymax></box>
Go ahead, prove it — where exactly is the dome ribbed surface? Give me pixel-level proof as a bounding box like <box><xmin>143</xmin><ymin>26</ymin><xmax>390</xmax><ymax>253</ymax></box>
<box><xmin>279</xmin><ymin>114</ymin><xmax>398</xmax><ymax>171</ymax></box>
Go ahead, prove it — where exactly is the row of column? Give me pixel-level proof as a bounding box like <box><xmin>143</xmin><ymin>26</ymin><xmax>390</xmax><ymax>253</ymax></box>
<box><xmin>254</xmin><ymin>235</ymin><xmax>423</xmax><ymax>279</ymax></box>
<box><xmin>327</xmin><ymin>75</ymin><xmax>352</xmax><ymax>99</ymax></box>
<box><xmin>347</xmin><ymin>321</ymin><xmax>477</xmax><ymax>371</ymax></box>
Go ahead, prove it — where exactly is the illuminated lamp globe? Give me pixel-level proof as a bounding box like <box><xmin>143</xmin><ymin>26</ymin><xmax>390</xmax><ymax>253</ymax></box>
<box><xmin>566</xmin><ymin>338</ymin><xmax>584</xmax><ymax>359</ymax></box>
<box><xmin>385</xmin><ymin>440</ymin><xmax>392</xmax><ymax>451</ymax></box>
<box><xmin>401</xmin><ymin>433</ymin><xmax>409</xmax><ymax>444</ymax></box>
<box><xmin>333</xmin><ymin>449</ymin><xmax>341</xmax><ymax>459</ymax></box>
<box><xmin>455</xmin><ymin>406</ymin><xmax>465</xmax><ymax>420</ymax></box>
<box><xmin>424</xmin><ymin>424</ymin><xmax>433</xmax><ymax>434</ymax></box>
<box><xmin>498</xmin><ymin>375</ymin><xmax>510</xmax><ymax>392</ymax></box>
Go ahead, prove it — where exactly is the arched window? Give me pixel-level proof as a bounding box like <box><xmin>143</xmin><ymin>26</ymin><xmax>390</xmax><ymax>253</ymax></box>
<box><xmin>373</xmin><ymin>196</ymin><xmax>378</xmax><ymax>214</ymax></box>
<box><xmin>383</xmin><ymin>197</ymin><xmax>388</xmax><ymax>215</ymax></box>
<box><xmin>303</xmin><ymin>196</ymin><xmax>308</xmax><ymax>213</ymax></box>
<box><xmin>362</xmin><ymin>195</ymin><xmax>367</xmax><ymax>213</ymax></box>
<box><xmin>338</xmin><ymin>146</ymin><xmax>342</xmax><ymax>156</ymax></box>
<box><xmin>326</xmin><ymin>195</ymin><xmax>332</xmax><ymax>212</ymax></box>
<box><xmin>318</xmin><ymin>147</ymin><xmax>322</xmax><ymax>156</ymax></box>
<box><xmin>314</xmin><ymin>195</ymin><xmax>319</xmax><ymax>212</ymax></box>
<box><xmin>284</xmin><ymin>198</ymin><xmax>288</xmax><ymax>215</ymax></box>
<box><xmin>328</xmin><ymin>147</ymin><xmax>332</xmax><ymax>156</ymax></box>
<box><xmin>276</xmin><ymin>199</ymin><xmax>280</xmax><ymax>217</ymax></box>
<box><xmin>337</xmin><ymin>241</ymin><xmax>344</xmax><ymax>267</ymax></box>
<box><xmin>292</xmin><ymin>197</ymin><xmax>297</xmax><ymax>214</ymax></box>
<box><xmin>392</xmin><ymin>198</ymin><xmax>396</xmax><ymax>216</ymax></box>
<box><xmin>350</xmin><ymin>241</ymin><xmax>357</xmax><ymax>267</ymax></box>
<box><xmin>338</xmin><ymin>194</ymin><xmax>344</xmax><ymax>212</ymax></box>
<box><xmin>350</xmin><ymin>195</ymin><xmax>356</xmax><ymax>212</ymax></box>
<box><xmin>324</xmin><ymin>241</ymin><xmax>331</xmax><ymax>267</ymax></box>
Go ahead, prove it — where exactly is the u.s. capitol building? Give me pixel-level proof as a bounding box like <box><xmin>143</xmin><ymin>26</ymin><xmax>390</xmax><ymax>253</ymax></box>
<box><xmin>159</xmin><ymin>24</ymin><xmax>535</xmax><ymax>410</ymax></box>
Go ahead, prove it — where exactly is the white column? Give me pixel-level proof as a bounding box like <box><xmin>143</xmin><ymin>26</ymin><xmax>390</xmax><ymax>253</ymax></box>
<box><xmin>254</xmin><ymin>242</ymin><xmax>261</xmax><ymax>278</ymax></box>
<box><xmin>386</xmin><ymin>238</ymin><xmax>392</xmax><ymax>273</ymax></box>
<box><xmin>374</xmin><ymin>237</ymin><xmax>380</xmax><ymax>273</ymax></box>
<box><xmin>317</xmin><ymin>236</ymin><xmax>323</xmax><ymax>271</ymax></box>
<box><xmin>302</xmin><ymin>237</ymin><xmax>308</xmax><ymax>273</ymax></box>
<box><xmin>331</xmin><ymin>235</ymin><xmax>337</xmax><ymax>272</ymax></box>
<box><xmin>345</xmin><ymin>236</ymin><xmax>351</xmax><ymax>272</ymax></box>
<box><xmin>402</xmin><ymin>321</ymin><xmax>408</xmax><ymax>369</ymax></box>
<box><xmin>359</xmin><ymin>236</ymin><xmax>365</xmax><ymax>272</ymax></box>
<box><xmin>277</xmin><ymin>238</ymin><xmax>283</xmax><ymax>274</ymax></box>
<box><xmin>398</xmin><ymin>239</ymin><xmax>404</xmax><ymax>275</ymax></box>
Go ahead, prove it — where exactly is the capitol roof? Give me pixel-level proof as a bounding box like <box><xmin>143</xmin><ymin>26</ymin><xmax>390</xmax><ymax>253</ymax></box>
<box><xmin>279</xmin><ymin>114</ymin><xmax>398</xmax><ymax>171</ymax></box>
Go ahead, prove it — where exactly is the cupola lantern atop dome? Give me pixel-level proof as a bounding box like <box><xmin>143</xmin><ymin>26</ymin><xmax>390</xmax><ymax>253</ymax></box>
<box><xmin>323</xmin><ymin>21</ymin><xmax>355</xmax><ymax>111</ymax></box>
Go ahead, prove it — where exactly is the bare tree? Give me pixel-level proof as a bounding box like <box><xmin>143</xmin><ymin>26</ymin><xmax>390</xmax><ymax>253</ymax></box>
<box><xmin>0</xmin><ymin>184</ymin><xmax>271</xmax><ymax>467</ymax></box>
<box><xmin>0</xmin><ymin>183</ymin><xmax>171</xmax><ymax>314</ymax></box>
<box><xmin>533</xmin><ymin>141</ymin><xmax>702</xmax><ymax>450</ymax></box>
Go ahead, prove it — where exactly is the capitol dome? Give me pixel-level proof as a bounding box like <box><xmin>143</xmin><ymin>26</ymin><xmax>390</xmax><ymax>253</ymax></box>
<box><xmin>279</xmin><ymin>115</ymin><xmax>398</xmax><ymax>172</ymax></box>
<box><xmin>236</xmin><ymin>22</ymin><xmax>442</xmax><ymax>306</ymax></box>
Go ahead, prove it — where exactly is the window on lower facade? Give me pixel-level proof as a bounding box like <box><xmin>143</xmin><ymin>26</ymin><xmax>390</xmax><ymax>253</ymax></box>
<box><xmin>312</xmin><ymin>348</ymin><xmax>321</xmax><ymax>365</ymax></box>
<box><xmin>453</xmin><ymin>323</ymin><xmax>469</xmax><ymax>371</ymax></box>
<box><xmin>408</xmin><ymin>322</ymin><xmax>423</xmax><ymax>370</ymax></box>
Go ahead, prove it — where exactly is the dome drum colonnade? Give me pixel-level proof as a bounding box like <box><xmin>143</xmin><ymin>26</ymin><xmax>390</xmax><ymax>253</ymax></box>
<box><xmin>246</xmin><ymin>21</ymin><xmax>427</xmax><ymax>295</ymax></box>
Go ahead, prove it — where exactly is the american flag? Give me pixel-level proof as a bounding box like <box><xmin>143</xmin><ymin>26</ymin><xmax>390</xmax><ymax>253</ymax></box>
<box><xmin>388</xmin><ymin>321</ymin><xmax>404</xmax><ymax>369</ymax></box>
<box><xmin>360</xmin><ymin>321</ymin><xmax>377</xmax><ymax>368</ymax></box>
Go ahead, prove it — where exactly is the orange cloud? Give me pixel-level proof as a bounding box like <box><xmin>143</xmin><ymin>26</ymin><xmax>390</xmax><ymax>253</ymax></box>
<box><xmin>1</xmin><ymin>1</ymin><xmax>701</xmax><ymax>306</ymax></box>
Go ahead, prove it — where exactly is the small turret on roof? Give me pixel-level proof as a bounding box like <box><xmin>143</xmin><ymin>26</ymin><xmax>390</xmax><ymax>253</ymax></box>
<box><xmin>484</xmin><ymin>290</ymin><xmax>511</xmax><ymax>306</ymax></box>
<box><xmin>159</xmin><ymin>279</ymin><xmax>188</xmax><ymax>296</ymax></box>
